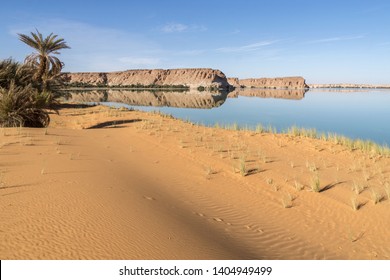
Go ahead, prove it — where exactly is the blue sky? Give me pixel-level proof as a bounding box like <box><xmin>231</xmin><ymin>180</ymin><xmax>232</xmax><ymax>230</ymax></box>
<box><xmin>1</xmin><ymin>0</ymin><xmax>390</xmax><ymax>84</ymax></box>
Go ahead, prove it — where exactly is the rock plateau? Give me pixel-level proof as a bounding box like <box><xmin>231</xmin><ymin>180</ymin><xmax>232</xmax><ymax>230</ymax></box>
<box><xmin>62</xmin><ymin>68</ymin><xmax>229</xmax><ymax>89</ymax></box>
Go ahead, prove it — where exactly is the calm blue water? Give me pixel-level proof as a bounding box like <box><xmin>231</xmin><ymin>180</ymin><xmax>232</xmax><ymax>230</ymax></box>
<box><xmin>84</xmin><ymin>89</ymin><xmax>390</xmax><ymax>146</ymax></box>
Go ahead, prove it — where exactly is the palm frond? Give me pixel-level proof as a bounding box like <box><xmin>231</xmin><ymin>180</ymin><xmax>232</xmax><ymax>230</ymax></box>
<box><xmin>18</xmin><ymin>29</ymin><xmax>70</xmax><ymax>91</ymax></box>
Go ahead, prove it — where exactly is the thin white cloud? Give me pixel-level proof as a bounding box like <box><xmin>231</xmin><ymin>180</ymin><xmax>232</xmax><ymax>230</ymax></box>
<box><xmin>162</xmin><ymin>23</ymin><xmax>188</xmax><ymax>33</ymax></box>
<box><xmin>216</xmin><ymin>41</ymin><xmax>278</xmax><ymax>53</ymax></box>
<box><xmin>308</xmin><ymin>35</ymin><xmax>364</xmax><ymax>44</ymax></box>
<box><xmin>175</xmin><ymin>49</ymin><xmax>205</xmax><ymax>56</ymax></box>
<box><xmin>161</xmin><ymin>23</ymin><xmax>207</xmax><ymax>33</ymax></box>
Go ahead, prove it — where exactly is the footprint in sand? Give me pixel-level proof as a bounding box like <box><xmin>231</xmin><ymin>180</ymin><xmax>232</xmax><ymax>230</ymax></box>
<box><xmin>193</xmin><ymin>212</ymin><xmax>205</xmax><ymax>217</ymax></box>
<box><xmin>245</xmin><ymin>225</ymin><xmax>264</xmax><ymax>233</ymax></box>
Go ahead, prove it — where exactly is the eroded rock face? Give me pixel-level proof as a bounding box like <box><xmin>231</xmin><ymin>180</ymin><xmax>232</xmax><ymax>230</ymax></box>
<box><xmin>227</xmin><ymin>77</ymin><xmax>240</xmax><ymax>88</ymax></box>
<box><xmin>235</xmin><ymin>76</ymin><xmax>308</xmax><ymax>89</ymax></box>
<box><xmin>62</xmin><ymin>68</ymin><xmax>229</xmax><ymax>89</ymax></box>
<box><xmin>61</xmin><ymin>89</ymin><xmax>227</xmax><ymax>109</ymax></box>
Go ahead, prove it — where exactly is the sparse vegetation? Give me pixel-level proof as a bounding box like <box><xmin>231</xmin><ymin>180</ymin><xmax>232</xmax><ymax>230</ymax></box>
<box><xmin>294</xmin><ymin>180</ymin><xmax>304</xmax><ymax>191</ymax></box>
<box><xmin>385</xmin><ymin>182</ymin><xmax>390</xmax><ymax>200</ymax></box>
<box><xmin>310</xmin><ymin>174</ymin><xmax>321</xmax><ymax>192</ymax></box>
<box><xmin>0</xmin><ymin>29</ymin><xmax>69</xmax><ymax>127</ymax></box>
<box><xmin>370</xmin><ymin>189</ymin><xmax>383</xmax><ymax>205</ymax></box>
<box><xmin>352</xmin><ymin>181</ymin><xmax>366</xmax><ymax>195</ymax></box>
<box><xmin>239</xmin><ymin>156</ymin><xmax>247</xmax><ymax>176</ymax></box>
<box><xmin>351</xmin><ymin>195</ymin><xmax>360</xmax><ymax>211</ymax></box>
<box><xmin>0</xmin><ymin>171</ymin><xmax>5</xmax><ymax>188</ymax></box>
<box><xmin>282</xmin><ymin>193</ymin><xmax>293</xmax><ymax>208</ymax></box>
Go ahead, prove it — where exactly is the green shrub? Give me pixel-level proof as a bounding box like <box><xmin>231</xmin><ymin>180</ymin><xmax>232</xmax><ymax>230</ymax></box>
<box><xmin>0</xmin><ymin>58</ymin><xmax>34</xmax><ymax>89</ymax></box>
<box><xmin>0</xmin><ymin>82</ymin><xmax>50</xmax><ymax>127</ymax></box>
<box><xmin>197</xmin><ymin>86</ymin><xmax>205</xmax><ymax>92</ymax></box>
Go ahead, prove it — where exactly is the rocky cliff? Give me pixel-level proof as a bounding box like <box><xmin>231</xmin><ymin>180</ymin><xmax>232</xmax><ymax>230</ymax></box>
<box><xmin>236</xmin><ymin>76</ymin><xmax>308</xmax><ymax>89</ymax></box>
<box><xmin>227</xmin><ymin>77</ymin><xmax>240</xmax><ymax>88</ymax></box>
<box><xmin>62</xmin><ymin>68</ymin><xmax>229</xmax><ymax>89</ymax></box>
<box><xmin>309</xmin><ymin>83</ymin><xmax>390</xmax><ymax>89</ymax></box>
<box><xmin>61</xmin><ymin>89</ymin><xmax>227</xmax><ymax>109</ymax></box>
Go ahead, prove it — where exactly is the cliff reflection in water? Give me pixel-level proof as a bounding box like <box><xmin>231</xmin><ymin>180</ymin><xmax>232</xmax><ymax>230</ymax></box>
<box><xmin>228</xmin><ymin>88</ymin><xmax>308</xmax><ymax>100</ymax></box>
<box><xmin>61</xmin><ymin>89</ymin><xmax>228</xmax><ymax>109</ymax></box>
<box><xmin>60</xmin><ymin>88</ymin><xmax>308</xmax><ymax>109</ymax></box>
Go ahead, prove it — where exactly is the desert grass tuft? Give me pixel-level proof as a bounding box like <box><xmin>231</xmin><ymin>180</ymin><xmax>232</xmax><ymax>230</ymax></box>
<box><xmin>0</xmin><ymin>172</ymin><xmax>5</xmax><ymax>188</ymax></box>
<box><xmin>281</xmin><ymin>193</ymin><xmax>293</xmax><ymax>208</ymax></box>
<box><xmin>363</xmin><ymin>168</ymin><xmax>370</xmax><ymax>182</ymax></box>
<box><xmin>205</xmin><ymin>166</ymin><xmax>214</xmax><ymax>176</ymax></box>
<box><xmin>310</xmin><ymin>174</ymin><xmax>321</xmax><ymax>192</ymax></box>
<box><xmin>239</xmin><ymin>156</ymin><xmax>247</xmax><ymax>177</ymax></box>
<box><xmin>266</xmin><ymin>178</ymin><xmax>273</xmax><ymax>185</ymax></box>
<box><xmin>294</xmin><ymin>180</ymin><xmax>304</xmax><ymax>191</ymax></box>
<box><xmin>370</xmin><ymin>188</ymin><xmax>383</xmax><ymax>205</ymax></box>
<box><xmin>351</xmin><ymin>195</ymin><xmax>360</xmax><ymax>211</ymax></box>
<box><xmin>384</xmin><ymin>182</ymin><xmax>390</xmax><ymax>200</ymax></box>
<box><xmin>352</xmin><ymin>181</ymin><xmax>366</xmax><ymax>195</ymax></box>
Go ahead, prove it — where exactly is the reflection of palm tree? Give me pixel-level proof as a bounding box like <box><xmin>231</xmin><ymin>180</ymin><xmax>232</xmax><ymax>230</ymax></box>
<box><xmin>18</xmin><ymin>29</ymin><xmax>70</xmax><ymax>91</ymax></box>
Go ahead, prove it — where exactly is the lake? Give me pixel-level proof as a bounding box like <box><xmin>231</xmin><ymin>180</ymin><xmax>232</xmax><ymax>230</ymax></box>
<box><xmin>61</xmin><ymin>88</ymin><xmax>390</xmax><ymax>146</ymax></box>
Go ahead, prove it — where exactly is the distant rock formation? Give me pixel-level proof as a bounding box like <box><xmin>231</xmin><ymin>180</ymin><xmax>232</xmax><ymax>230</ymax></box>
<box><xmin>61</xmin><ymin>89</ymin><xmax>228</xmax><ymax>109</ymax></box>
<box><xmin>227</xmin><ymin>77</ymin><xmax>240</xmax><ymax>88</ymax></box>
<box><xmin>62</xmin><ymin>68</ymin><xmax>229</xmax><ymax>89</ymax></box>
<box><xmin>237</xmin><ymin>76</ymin><xmax>308</xmax><ymax>89</ymax></box>
<box><xmin>228</xmin><ymin>88</ymin><xmax>307</xmax><ymax>100</ymax></box>
<box><xmin>309</xmin><ymin>83</ymin><xmax>390</xmax><ymax>89</ymax></box>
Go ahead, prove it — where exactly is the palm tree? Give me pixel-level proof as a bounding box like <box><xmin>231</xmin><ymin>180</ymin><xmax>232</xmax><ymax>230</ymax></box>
<box><xmin>18</xmin><ymin>29</ymin><xmax>70</xmax><ymax>91</ymax></box>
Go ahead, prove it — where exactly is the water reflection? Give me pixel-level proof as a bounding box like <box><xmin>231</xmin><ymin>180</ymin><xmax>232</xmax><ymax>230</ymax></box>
<box><xmin>59</xmin><ymin>88</ymin><xmax>390</xmax><ymax>145</ymax></box>
<box><xmin>228</xmin><ymin>88</ymin><xmax>308</xmax><ymax>100</ymax></box>
<box><xmin>61</xmin><ymin>88</ymin><xmax>308</xmax><ymax>109</ymax></box>
<box><xmin>61</xmin><ymin>89</ymin><xmax>228</xmax><ymax>109</ymax></box>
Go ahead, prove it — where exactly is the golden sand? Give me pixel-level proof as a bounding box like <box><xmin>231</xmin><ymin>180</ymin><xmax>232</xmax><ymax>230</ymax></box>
<box><xmin>1</xmin><ymin>105</ymin><xmax>389</xmax><ymax>259</ymax></box>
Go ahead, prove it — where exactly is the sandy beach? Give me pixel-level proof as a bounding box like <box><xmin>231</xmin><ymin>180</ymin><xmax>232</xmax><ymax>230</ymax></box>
<box><xmin>1</xmin><ymin>104</ymin><xmax>389</xmax><ymax>260</ymax></box>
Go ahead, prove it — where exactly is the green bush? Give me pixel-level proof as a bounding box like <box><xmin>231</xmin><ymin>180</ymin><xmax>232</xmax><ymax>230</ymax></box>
<box><xmin>197</xmin><ymin>86</ymin><xmax>205</xmax><ymax>92</ymax></box>
<box><xmin>0</xmin><ymin>58</ymin><xmax>34</xmax><ymax>89</ymax></box>
<box><xmin>0</xmin><ymin>82</ymin><xmax>50</xmax><ymax>127</ymax></box>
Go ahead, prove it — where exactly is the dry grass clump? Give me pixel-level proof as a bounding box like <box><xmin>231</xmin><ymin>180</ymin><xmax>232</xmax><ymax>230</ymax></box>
<box><xmin>384</xmin><ymin>182</ymin><xmax>390</xmax><ymax>200</ymax></box>
<box><xmin>370</xmin><ymin>188</ymin><xmax>383</xmax><ymax>205</ymax></box>
<box><xmin>239</xmin><ymin>156</ymin><xmax>247</xmax><ymax>177</ymax></box>
<box><xmin>281</xmin><ymin>193</ymin><xmax>294</xmax><ymax>208</ymax></box>
<box><xmin>351</xmin><ymin>195</ymin><xmax>361</xmax><ymax>211</ymax></box>
<box><xmin>310</xmin><ymin>174</ymin><xmax>321</xmax><ymax>192</ymax></box>
<box><xmin>294</xmin><ymin>180</ymin><xmax>304</xmax><ymax>191</ymax></box>
<box><xmin>352</xmin><ymin>181</ymin><xmax>366</xmax><ymax>194</ymax></box>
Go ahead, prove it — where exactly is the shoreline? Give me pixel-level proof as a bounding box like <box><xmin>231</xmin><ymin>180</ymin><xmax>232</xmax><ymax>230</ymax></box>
<box><xmin>1</xmin><ymin>104</ymin><xmax>390</xmax><ymax>259</ymax></box>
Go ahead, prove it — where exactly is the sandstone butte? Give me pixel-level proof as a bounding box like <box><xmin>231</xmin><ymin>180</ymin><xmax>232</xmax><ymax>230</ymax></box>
<box><xmin>238</xmin><ymin>76</ymin><xmax>308</xmax><ymax>89</ymax></box>
<box><xmin>62</xmin><ymin>68</ymin><xmax>229</xmax><ymax>89</ymax></box>
<box><xmin>62</xmin><ymin>68</ymin><xmax>309</xmax><ymax>90</ymax></box>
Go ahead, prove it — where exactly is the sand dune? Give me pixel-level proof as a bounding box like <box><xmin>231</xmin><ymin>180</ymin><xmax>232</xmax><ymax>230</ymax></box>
<box><xmin>1</xmin><ymin>105</ymin><xmax>389</xmax><ymax>259</ymax></box>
